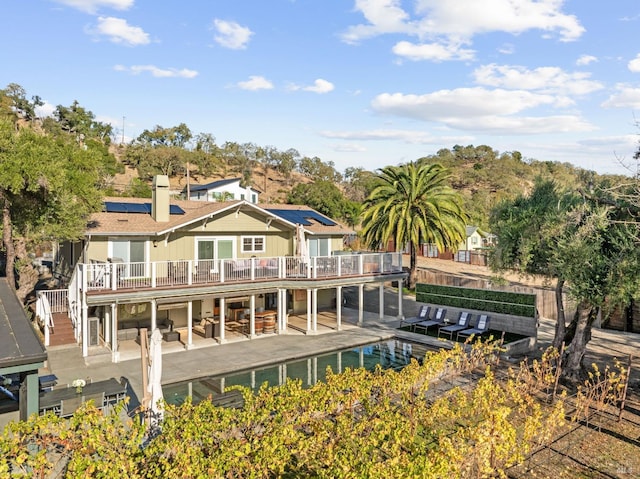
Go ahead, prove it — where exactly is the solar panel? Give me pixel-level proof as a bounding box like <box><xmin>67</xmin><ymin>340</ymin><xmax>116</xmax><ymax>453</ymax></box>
<box><xmin>103</xmin><ymin>202</ymin><xmax>185</xmax><ymax>215</ymax></box>
<box><xmin>267</xmin><ymin>208</ymin><xmax>337</xmax><ymax>226</ymax></box>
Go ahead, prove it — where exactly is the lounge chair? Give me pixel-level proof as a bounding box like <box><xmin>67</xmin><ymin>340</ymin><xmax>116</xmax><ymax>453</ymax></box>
<box><xmin>438</xmin><ymin>311</ymin><xmax>473</xmax><ymax>340</ymax></box>
<box><xmin>456</xmin><ymin>314</ymin><xmax>491</xmax><ymax>341</ymax></box>
<box><xmin>413</xmin><ymin>307</ymin><xmax>448</xmax><ymax>335</ymax></box>
<box><xmin>400</xmin><ymin>305</ymin><xmax>431</xmax><ymax>329</ymax></box>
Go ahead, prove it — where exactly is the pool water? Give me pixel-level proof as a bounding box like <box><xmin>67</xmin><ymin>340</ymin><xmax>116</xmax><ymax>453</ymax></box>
<box><xmin>164</xmin><ymin>339</ymin><xmax>430</xmax><ymax>406</ymax></box>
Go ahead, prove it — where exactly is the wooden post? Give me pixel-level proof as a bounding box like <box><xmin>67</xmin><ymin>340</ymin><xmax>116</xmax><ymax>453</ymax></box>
<box><xmin>618</xmin><ymin>354</ymin><xmax>632</xmax><ymax>422</ymax></box>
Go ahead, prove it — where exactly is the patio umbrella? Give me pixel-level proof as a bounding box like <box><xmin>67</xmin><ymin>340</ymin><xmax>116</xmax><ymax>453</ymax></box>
<box><xmin>148</xmin><ymin>328</ymin><xmax>164</xmax><ymax>425</ymax></box>
<box><xmin>296</xmin><ymin>224</ymin><xmax>309</xmax><ymax>264</ymax></box>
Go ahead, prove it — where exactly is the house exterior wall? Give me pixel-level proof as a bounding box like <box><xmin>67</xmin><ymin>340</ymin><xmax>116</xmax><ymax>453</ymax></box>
<box><xmin>189</xmin><ymin>182</ymin><xmax>259</xmax><ymax>203</ymax></box>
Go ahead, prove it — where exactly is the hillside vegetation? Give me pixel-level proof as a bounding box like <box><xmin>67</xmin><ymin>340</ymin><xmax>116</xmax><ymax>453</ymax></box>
<box><xmin>112</xmin><ymin>140</ymin><xmax>627</xmax><ymax>231</ymax></box>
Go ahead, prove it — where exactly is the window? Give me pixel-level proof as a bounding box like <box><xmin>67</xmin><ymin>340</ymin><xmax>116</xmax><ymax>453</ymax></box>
<box><xmin>109</xmin><ymin>239</ymin><xmax>147</xmax><ymax>277</ymax></box>
<box><xmin>251</xmin><ymin>193</ymin><xmax>257</xmax><ymax>203</ymax></box>
<box><xmin>240</xmin><ymin>193</ymin><xmax>245</xmax><ymax>200</ymax></box>
<box><xmin>242</xmin><ymin>236</ymin><xmax>265</xmax><ymax>253</ymax></box>
<box><xmin>471</xmin><ymin>236</ymin><xmax>478</xmax><ymax>245</ymax></box>
<box><xmin>308</xmin><ymin>237</ymin><xmax>329</xmax><ymax>257</ymax></box>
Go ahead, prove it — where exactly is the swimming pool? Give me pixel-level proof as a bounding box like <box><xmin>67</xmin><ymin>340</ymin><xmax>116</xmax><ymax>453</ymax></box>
<box><xmin>164</xmin><ymin>338</ymin><xmax>431</xmax><ymax>406</ymax></box>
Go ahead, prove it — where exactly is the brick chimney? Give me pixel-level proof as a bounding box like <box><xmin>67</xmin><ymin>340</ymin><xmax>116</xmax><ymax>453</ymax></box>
<box><xmin>152</xmin><ymin>175</ymin><xmax>170</xmax><ymax>222</ymax></box>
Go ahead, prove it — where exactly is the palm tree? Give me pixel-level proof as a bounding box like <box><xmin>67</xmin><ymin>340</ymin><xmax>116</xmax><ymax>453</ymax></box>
<box><xmin>361</xmin><ymin>162</ymin><xmax>467</xmax><ymax>289</ymax></box>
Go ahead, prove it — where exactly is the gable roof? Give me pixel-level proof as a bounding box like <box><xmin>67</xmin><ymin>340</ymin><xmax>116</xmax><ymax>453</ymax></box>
<box><xmin>86</xmin><ymin>198</ymin><xmax>353</xmax><ymax>237</ymax></box>
<box><xmin>189</xmin><ymin>178</ymin><xmax>260</xmax><ymax>193</ymax></box>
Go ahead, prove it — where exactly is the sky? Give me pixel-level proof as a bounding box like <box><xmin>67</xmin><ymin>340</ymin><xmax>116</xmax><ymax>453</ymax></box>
<box><xmin>3</xmin><ymin>0</ymin><xmax>640</xmax><ymax>176</ymax></box>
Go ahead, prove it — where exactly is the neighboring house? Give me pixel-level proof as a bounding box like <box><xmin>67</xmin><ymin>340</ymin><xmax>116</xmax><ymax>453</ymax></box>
<box><xmin>45</xmin><ymin>176</ymin><xmax>406</xmax><ymax>363</ymax></box>
<box><xmin>187</xmin><ymin>178</ymin><xmax>260</xmax><ymax>204</ymax></box>
<box><xmin>421</xmin><ymin>226</ymin><xmax>489</xmax><ymax>262</ymax></box>
<box><xmin>460</xmin><ymin>226</ymin><xmax>484</xmax><ymax>252</ymax></box>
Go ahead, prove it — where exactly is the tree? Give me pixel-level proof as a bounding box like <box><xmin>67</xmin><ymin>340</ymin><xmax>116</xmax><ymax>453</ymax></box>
<box><xmin>54</xmin><ymin>100</ymin><xmax>113</xmax><ymax>144</ymax></box>
<box><xmin>490</xmin><ymin>178</ymin><xmax>640</xmax><ymax>380</ymax></box>
<box><xmin>0</xmin><ymin>119</ymin><xmax>104</xmax><ymax>299</ymax></box>
<box><xmin>361</xmin><ymin>162</ymin><xmax>467</xmax><ymax>289</ymax></box>
<box><xmin>287</xmin><ymin>180</ymin><xmax>356</xmax><ymax>222</ymax></box>
<box><xmin>490</xmin><ymin>179</ymin><xmax>580</xmax><ymax>350</ymax></box>
<box><xmin>0</xmin><ymin>83</ymin><xmax>43</xmax><ymax>123</ymax></box>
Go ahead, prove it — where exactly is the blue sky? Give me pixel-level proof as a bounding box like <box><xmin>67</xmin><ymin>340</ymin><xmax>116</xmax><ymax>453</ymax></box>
<box><xmin>3</xmin><ymin>1</ymin><xmax>640</xmax><ymax>176</ymax></box>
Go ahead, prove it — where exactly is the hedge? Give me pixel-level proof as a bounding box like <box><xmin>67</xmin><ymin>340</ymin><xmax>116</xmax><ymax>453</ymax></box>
<box><xmin>416</xmin><ymin>284</ymin><xmax>536</xmax><ymax>318</ymax></box>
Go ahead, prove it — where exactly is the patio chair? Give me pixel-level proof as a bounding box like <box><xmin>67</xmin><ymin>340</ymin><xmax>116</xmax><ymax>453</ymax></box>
<box><xmin>413</xmin><ymin>308</ymin><xmax>448</xmax><ymax>335</ymax></box>
<box><xmin>438</xmin><ymin>311</ymin><xmax>473</xmax><ymax>340</ymax></box>
<box><xmin>399</xmin><ymin>305</ymin><xmax>431</xmax><ymax>329</ymax></box>
<box><xmin>456</xmin><ymin>314</ymin><xmax>491</xmax><ymax>341</ymax></box>
<box><xmin>60</xmin><ymin>395</ymin><xmax>85</xmax><ymax>418</ymax></box>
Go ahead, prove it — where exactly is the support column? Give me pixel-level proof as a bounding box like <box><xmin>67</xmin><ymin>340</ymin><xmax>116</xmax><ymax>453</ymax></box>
<box><xmin>306</xmin><ymin>289</ymin><xmax>312</xmax><ymax>333</ymax></box>
<box><xmin>151</xmin><ymin>299</ymin><xmax>157</xmax><ymax>331</ymax></box>
<box><xmin>312</xmin><ymin>289</ymin><xmax>318</xmax><ymax>332</ymax></box>
<box><xmin>111</xmin><ymin>303</ymin><xmax>119</xmax><ymax>362</ymax></box>
<box><xmin>186</xmin><ymin>300</ymin><xmax>193</xmax><ymax>349</ymax></box>
<box><xmin>358</xmin><ymin>284</ymin><xmax>364</xmax><ymax>326</ymax></box>
<box><xmin>397</xmin><ymin>278</ymin><xmax>404</xmax><ymax>320</ymax></box>
<box><xmin>219</xmin><ymin>298</ymin><xmax>226</xmax><ymax>343</ymax></box>
<box><xmin>379</xmin><ymin>283</ymin><xmax>385</xmax><ymax>320</ymax></box>
<box><xmin>81</xmin><ymin>300</ymin><xmax>89</xmax><ymax>357</ymax></box>
<box><xmin>336</xmin><ymin>286</ymin><xmax>342</xmax><ymax>331</ymax></box>
<box><xmin>250</xmin><ymin>295</ymin><xmax>256</xmax><ymax>338</ymax></box>
<box><xmin>19</xmin><ymin>372</ymin><xmax>40</xmax><ymax>421</ymax></box>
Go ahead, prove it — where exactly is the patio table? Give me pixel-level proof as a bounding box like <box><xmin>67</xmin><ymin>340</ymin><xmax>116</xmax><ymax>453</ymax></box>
<box><xmin>39</xmin><ymin>378</ymin><xmax>127</xmax><ymax>416</ymax></box>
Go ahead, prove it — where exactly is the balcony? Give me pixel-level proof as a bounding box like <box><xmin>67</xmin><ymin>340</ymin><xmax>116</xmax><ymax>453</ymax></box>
<box><xmin>80</xmin><ymin>252</ymin><xmax>404</xmax><ymax>293</ymax></box>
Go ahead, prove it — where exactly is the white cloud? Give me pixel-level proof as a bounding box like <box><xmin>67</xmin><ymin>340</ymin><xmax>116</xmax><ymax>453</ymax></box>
<box><xmin>113</xmin><ymin>64</ymin><xmax>198</xmax><ymax>78</ymax></box>
<box><xmin>332</xmin><ymin>143</ymin><xmax>368</xmax><ymax>153</ymax></box>
<box><xmin>237</xmin><ymin>76</ymin><xmax>274</xmax><ymax>91</ymax></box>
<box><xmin>35</xmin><ymin>101</ymin><xmax>56</xmax><ymax>118</ymax></box>
<box><xmin>372</xmin><ymin>88</ymin><xmax>557</xmax><ymax>119</ymax></box>
<box><xmin>370</xmin><ymin>88</ymin><xmax>595</xmax><ymax>134</ymax></box>
<box><xmin>473</xmin><ymin>64</ymin><xmax>603</xmax><ymax>95</ymax></box>
<box><xmin>342</xmin><ymin>0</ymin><xmax>585</xmax><ymax>58</ymax></box>
<box><xmin>576</xmin><ymin>54</ymin><xmax>597</xmax><ymax>66</ymax></box>
<box><xmin>341</xmin><ymin>0</ymin><xmax>413</xmax><ymax>44</ymax></box>
<box><xmin>413</xmin><ymin>0</ymin><xmax>584</xmax><ymax>41</ymax></box>
<box><xmin>628</xmin><ymin>54</ymin><xmax>640</xmax><ymax>73</ymax></box>
<box><xmin>88</xmin><ymin>16</ymin><xmax>150</xmax><ymax>46</ymax></box>
<box><xmin>320</xmin><ymin>128</ymin><xmax>470</xmax><ymax>145</ymax></box>
<box><xmin>602</xmin><ymin>84</ymin><xmax>640</xmax><ymax>108</ymax></box>
<box><xmin>392</xmin><ymin>40</ymin><xmax>474</xmax><ymax>62</ymax></box>
<box><xmin>212</xmin><ymin>19</ymin><xmax>253</xmax><ymax>49</ymax></box>
<box><xmin>288</xmin><ymin>79</ymin><xmax>335</xmax><ymax>94</ymax></box>
<box><xmin>498</xmin><ymin>43</ymin><xmax>515</xmax><ymax>55</ymax></box>
<box><xmin>52</xmin><ymin>0</ymin><xmax>133</xmax><ymax>14</ymax></box>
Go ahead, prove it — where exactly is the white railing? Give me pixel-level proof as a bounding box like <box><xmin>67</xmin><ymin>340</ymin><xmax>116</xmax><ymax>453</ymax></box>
<box><xmin>81</xmin><ymin>252</ymin><xmax>403</xmax><ymax>292</ymax></box>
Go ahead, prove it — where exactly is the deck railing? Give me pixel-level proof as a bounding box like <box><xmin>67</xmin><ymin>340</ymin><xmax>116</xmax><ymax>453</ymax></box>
<box><xmin>80</xmin><ymin>252</ymin><xmax>403</xmax><ymax>292</ymax></box>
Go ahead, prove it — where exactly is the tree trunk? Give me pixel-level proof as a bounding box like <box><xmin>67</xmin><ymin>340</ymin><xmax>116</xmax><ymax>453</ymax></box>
<box><xmin>14</xmin><ymin>238</ymin><xmax>39</xmax><ymax>303</ymax></box>
<box><xmin>552</xmin><ymin>278</ymin><xmax>566</xmax><ymax>350</ymax></box>
<box><xmin>409</xmin><ymin>242</ymin><xmax>417</xmax><ymax>291</ymax></box>
<box><xmin>0</xmin><ymin>189</ymin><xmax>15</xmax><ymax>289</ymax></box>
<box><xmin>563</xmin><ymin>300</ymin><xmax>598</xmax><ymax>382</ymax></box>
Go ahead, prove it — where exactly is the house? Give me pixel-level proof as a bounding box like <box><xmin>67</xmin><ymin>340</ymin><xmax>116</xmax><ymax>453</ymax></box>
<box><xmin>187</xmin><ymin>177</ymin><xmax>260</xmax><ymax>203</ymax></box>
<box><xmin>46</xmin><ymin>176</ymin><xmax>407</xmax><ymax>363</ymax></box>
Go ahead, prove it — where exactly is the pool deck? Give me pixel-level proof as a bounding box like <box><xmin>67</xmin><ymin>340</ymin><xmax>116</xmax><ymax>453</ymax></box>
<box><xmin>3</xmin><ymin>287</ymin><xmax>640</xmax><ymax>428</ymax></box>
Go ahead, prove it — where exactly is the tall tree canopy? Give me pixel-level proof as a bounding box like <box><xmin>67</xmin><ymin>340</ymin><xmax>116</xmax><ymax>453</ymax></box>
<box><xmin>490</xmin><ymin>177</ymin><xmax>640</xmax><ymax>380</ymax></box>
<box><xmin>0</xmin><ymin>119</ymin><xmax>104</xmax><ymax>299</ymax></box>
<box><xmin>361</xmin><ymin>162</ymin><xmax>467</xmax><ymax>289</ymax></box>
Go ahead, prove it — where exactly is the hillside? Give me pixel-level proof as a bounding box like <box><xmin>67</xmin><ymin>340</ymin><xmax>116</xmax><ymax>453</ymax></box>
<box><xmin>109</xmin><ymin>143</ymin><xmax>620</xmax><ymax>228</ymax></box>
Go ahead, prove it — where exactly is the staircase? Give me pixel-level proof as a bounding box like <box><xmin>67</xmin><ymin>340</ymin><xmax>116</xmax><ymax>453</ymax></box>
<box><xmin>48</xmin><ymin>312</ymin><xmax>77</xmax><ymax>347</ymax></box>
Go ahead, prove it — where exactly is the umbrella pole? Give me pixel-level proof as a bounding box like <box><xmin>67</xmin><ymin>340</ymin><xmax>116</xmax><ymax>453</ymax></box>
<box><xmin>140</xmin><ymin>328</ymin><xmax>150</xmax><ymax>426</ymax></box>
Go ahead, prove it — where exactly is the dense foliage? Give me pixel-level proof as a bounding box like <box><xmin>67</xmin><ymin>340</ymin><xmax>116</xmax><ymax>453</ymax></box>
<box><xmin>2</xmin><ymin>342</ymin><xmax>571</xmax><ymax>478</ymax></box>
<box><xmin>361</xmin><ymin>162</ymin><xmax>467</xmax><ymax>289</ymax></box>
